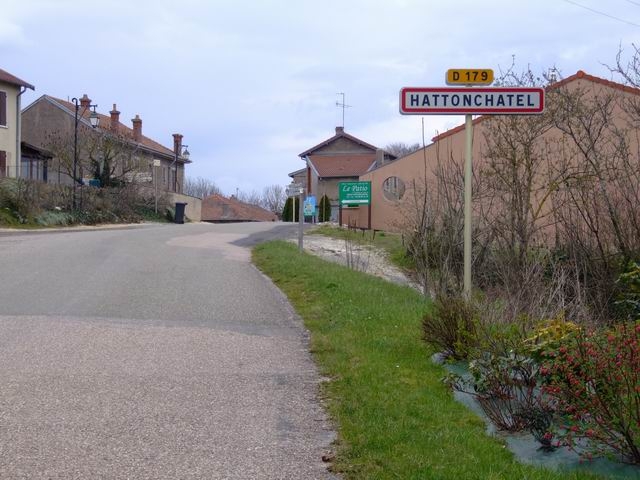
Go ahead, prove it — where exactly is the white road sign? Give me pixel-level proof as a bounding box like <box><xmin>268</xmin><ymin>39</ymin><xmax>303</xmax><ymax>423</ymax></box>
<box><xmin>399</xmin><ymin>87</ymin><xmax>545</xmax><ymax>115</ymax></box>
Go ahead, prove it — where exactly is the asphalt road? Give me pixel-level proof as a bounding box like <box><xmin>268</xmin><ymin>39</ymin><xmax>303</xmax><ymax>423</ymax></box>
<box><xmin>0</xmin><ymin>222</ymin><xmax>336</xmax><ymax>479</ymax></box>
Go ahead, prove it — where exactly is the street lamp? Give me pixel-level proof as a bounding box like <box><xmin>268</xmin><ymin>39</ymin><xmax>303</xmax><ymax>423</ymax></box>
<box><xmin>72</xmin><ymin>97</ymin><xmax>100</xmax><ymax>209</ymax></box>
<box><xmin>173</xmin><ymin>144</ymin><xmax>189</xmax><ymax>193</ymax></box>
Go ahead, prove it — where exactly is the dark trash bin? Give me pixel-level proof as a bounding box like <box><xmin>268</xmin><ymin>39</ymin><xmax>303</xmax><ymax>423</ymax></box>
<box><xmin>174</xmin><ymin>202</ymin><xmax>187</xmax><ymax>224</ymax></box>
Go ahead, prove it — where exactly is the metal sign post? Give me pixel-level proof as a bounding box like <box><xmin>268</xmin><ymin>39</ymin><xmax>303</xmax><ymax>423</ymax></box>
<box><xmin>287</xmin><ymin>183</ymin><xmax>305</xmax><ymax>251</ymax></box>
<box><xmin>298</xmin><ymin>190</ymin><xmax>304</xmax><ymax>252</ymax></box>
<box><xmin>399</xmin><ymin>71</ymin><xmax>545</xmax><ymax>297</ymax></box>
<box><xmin>153</xmin><ymin>159</ymin><xmax>161</xmax><ymax>214</ymax></box>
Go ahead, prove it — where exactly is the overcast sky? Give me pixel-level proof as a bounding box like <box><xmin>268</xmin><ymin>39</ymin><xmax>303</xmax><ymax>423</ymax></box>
<box><xmin>3</xmin><ymin>0</ymin><xmax>640</xmax><ymax>195</ymax></box>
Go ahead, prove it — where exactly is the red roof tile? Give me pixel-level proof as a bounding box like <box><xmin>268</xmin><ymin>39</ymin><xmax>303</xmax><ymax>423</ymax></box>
<box><xmin>431</xmin><ymin>70</ymin><xmax>640</xmax><ymax>143</ymax></box>
<box><xmin>201</xmin><ymin>194</ymin><xmax>277</xmax><ymax>222</ymax></box>
<box><xmin>46</xmin><ymin>96</ymin><xmax>181</xmax><ymax>160</ymax></box>
<box><xmin>299</xmin><ymin>128</ymin><xmax>379</xmax><ymax>157</ymax></box>
<box><xmin>0</xmin><ymin>68</ymin><xmax>34</xmax><ymax>90</ymax></box>
<box><xmin>308</xmin><ymin>154</ymin><xmax>376</xmax><ymax>178</ymax></box>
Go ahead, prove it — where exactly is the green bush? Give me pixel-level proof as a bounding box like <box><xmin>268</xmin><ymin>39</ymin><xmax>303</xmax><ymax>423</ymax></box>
<box><xmin>318</xmin><ymin>194</ymin><xmax>331</xmax><ymax>222</ymax></box>
<box><xmin>0</xmin><ymin>207</ymin><xmax>22</xmax><ymax>226</ymax></box>
<box><xmin>615</xmin><ymin>261</ymin><xmax>640</xmax><ymax>320</ymax></box>
<box><xmin>34</xmin><ymin>210</ymin><xmax>75</xmax><ymax>227</ymax></box>
<box><xmin>282</xmin><ymin>197</ymin><xmax>299</xmax><ymax>222</ymax></box>
<box><xmin>422</xmin><ymin>294</ymin><xmax>478</xmax><ymax>360</ymax></box>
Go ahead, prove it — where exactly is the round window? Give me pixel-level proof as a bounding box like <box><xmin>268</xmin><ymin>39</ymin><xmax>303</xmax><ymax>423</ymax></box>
<box><xmin>382</xmin><ymin>176</ymin><xmax>406</xmax><ymax>201</ymax></box>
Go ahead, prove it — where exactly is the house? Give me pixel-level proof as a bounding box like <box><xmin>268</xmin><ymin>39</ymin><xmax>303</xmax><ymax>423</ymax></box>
<box><xmin>0</xmin><ymin>68</ymin><xmax>35</xmax><ymax>178</ymax></box>
<box><xmin>201</xmin><ymin>193</ymin><xmax>277</xmax><ymax>222</ymax></box>
<box><xmin>289</xmin><ymin>126</ymin><xmax>395</xmax><ymax>221</ymax></box>
<box><xmin>21</xmin><ymin>94</ymin><xmax>190</xmax><ymax>192</ymax></box>
<box><xmin>20</xmin><ymin>141</ymin><xmax>53</xmax><ymax>181</ymax></box>
<box><xmin>358</xmin><ymin>70</ymin><xmax>640</xmax><ymax>234</ymax></box>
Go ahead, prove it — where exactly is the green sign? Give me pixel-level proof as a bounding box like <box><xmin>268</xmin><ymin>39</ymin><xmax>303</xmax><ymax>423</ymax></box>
<box><xmin>339</xmin><ymin>181</ymin><xmax>371</xmax><ymax>206</ymax></box>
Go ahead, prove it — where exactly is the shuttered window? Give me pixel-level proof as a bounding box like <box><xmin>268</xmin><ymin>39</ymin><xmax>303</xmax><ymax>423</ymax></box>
<box><xmin>0</xmin><ymin>91</ymin><xmax>6</xmax><ymax>126</ymax></box>
<box><xmin>0</xmin><ymin>151</ymin><xmax>6</xmax><ymax>177</ymax></box>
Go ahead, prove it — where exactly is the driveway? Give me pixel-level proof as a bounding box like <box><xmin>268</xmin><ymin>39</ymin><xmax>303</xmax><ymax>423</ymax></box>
<box><xmin>0</xmin><ymin>222</ymin><xmax>336</xmax><ymax>479</ymax></box>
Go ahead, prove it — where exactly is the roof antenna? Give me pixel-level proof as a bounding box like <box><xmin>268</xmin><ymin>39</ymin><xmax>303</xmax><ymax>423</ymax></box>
<box><xmin>336</xmin><ymin>92</ymin><xmax>352</xmax><ymax>128</ymax></box>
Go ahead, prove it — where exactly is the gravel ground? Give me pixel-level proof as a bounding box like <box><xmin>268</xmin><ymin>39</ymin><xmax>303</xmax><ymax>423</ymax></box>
<box><xmin>300</xmin><ymin>234</ymin><xmax>421</xmax><ymax>291</ymax></box>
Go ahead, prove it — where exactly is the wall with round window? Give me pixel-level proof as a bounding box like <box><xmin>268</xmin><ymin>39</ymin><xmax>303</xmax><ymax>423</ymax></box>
<box><xmin>382</xmin><ymin>176</ymin><xmax>406</xmax><ymax>201</ymax></box>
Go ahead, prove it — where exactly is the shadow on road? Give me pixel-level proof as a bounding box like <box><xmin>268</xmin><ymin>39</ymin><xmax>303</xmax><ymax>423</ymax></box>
<box><xmin>231</xmin><ymin>223</ymin><xmax>313</xmax><ymax>247</ymax></box>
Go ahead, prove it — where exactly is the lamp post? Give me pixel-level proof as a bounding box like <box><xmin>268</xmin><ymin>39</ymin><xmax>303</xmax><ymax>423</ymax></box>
<box><xmin>72</xmin><ymin>97</ymin><xmax>100</xmax><ymax>209</ymax></box>
<box><xmin>172</xmin><ymin>144</ymin><xmax>189</xmax><ymax>193</ymax></box>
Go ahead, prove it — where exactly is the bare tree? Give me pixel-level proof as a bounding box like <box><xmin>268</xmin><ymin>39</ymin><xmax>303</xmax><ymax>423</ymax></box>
<box><xmin>45</xmin><ymin>126</ymin><xmax>141</xmax><ymax>187</ymax></box>
<box><xmin>260</xmin><ymin>184</ymin><xmax>286</xmax><ymax>215</ymax></box>
<box><xmin>385</xmin><ymin>142</ymin><xmax>421</xmax><ymax>158</ymax></box>
<box><xmin>236</xmin><ymin>189</ymin><xmax>261</xmax><ymax>206</ymax></box>
<box><xmin>184</xmin><ymin>176</ymin><xmax>221</xmax><ymax>198</ymax></box>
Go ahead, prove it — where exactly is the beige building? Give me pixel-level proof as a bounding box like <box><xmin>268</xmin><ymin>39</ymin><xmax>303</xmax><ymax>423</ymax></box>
<box><xmin>22</xmin><ymin>94</ymin><xmax>190</xmax><ymax>192</ymax></box>
<box><xmin>290</xmin><ymin>126</ymin><xmax>395</xmax><ymax>220</ymax></box>
<box><xmin>0</xmin><ymin>68</ymin><xmax>35</xmax><ymax>178</ymax></box>
<box><xmin>358</xmin><ymin>70</ymin><xmax>640</xmax><ymax>234</ymax></box>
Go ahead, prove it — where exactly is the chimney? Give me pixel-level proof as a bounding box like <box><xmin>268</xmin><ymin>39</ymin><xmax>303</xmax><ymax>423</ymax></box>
<box><xmin>109</xmin><ymin>104</ymin><xmax>120</xmax><ymax>132</ymax></box>
<box><xmin>132</xmin><ymin>115</ymin><xmax>142</xmax><ymax>142</ymax></box>
<box><xmin>375</xmin><ymin>148</ymin><xmax>385</xmax><ymax>167</ymax></box>
<box><xmin>335</xmin><ymin>126</ymin><xmax>344</xmax><ymax>135</ymax></box>
<box><xmin>173</xmin><ymin>133</ymin><xmax>183</xmax><ymax>155</ymax></box>
<box><xmin>80</xmin><ymin>94</ymin><xmax>91</xmax><ymax>109</ymax></box>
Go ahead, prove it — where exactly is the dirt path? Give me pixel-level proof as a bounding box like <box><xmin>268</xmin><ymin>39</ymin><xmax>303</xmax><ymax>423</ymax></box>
<box><xmin>300</xmin><ymin>234</ymin><xmax>421</xmax><ymax>291</ymax></box>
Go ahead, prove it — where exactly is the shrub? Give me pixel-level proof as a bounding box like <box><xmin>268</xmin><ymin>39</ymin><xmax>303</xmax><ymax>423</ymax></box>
<box><xmin>445</xmin><ymin>352</ymin><xmax>552</xmax><ymax>433</ymax></box>
<box><xmin>422</xmin><ymin>294</ymin><xmax>478</xmax><ymax>360</ymax></box>
<box><xmin>34</xmin><ymin>210</ymin><xmax>75</xmax><ymax>227</ymax></box>
<box><xmin>615</xmin><ymin>261</ymin><xmax>640</xmax><ymax>320</ymax></box>
<box><xmin>522</xmin><ymin>314</ymin><xmax>581</xmax><ymax>362</ymax></box>
<box><xmin>318</xmin><ymin>194</ymin><xmax>331</xmax><ymax>222</ymax></box>
<box><xmin>541</xmin><ymin>322</ymin><xmax>640</xmax><ymax>463</ymax></box>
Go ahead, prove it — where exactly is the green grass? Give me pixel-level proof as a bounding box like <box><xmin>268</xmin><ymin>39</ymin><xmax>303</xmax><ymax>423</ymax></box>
<box><xmin>310</xmin><ymin>225</ymin><xmax>415</xmax><ymax>270</ymax></box>
<box><xmin>252</xmin><ymin>240</ymin><xmax>599</xmax><ymax>479</ymax></box>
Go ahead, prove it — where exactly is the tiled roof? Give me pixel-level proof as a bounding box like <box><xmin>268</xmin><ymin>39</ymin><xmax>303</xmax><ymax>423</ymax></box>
<box><xmin>299</xmin><ymin>128</ymin><xmax>379</xmax><ymax>157</ymax></box>
<box><xmin>431</xmin><ymin>70</ymin><xmax>640</xmax><ymax>143</ymax></box>
<box><xmin>45</xmin><ymin>96</ymin><xmax>181</xmax><ymax>160</ymax></box>
<box><xmin>201</xmin><ymin>194</ymin><xmax>278</xmax><ymax>222</ymax></box>
<box><xmin>0</xmin><ymin>68</ymin><xmax>34</xmax><ymax>90</ymax></box>
<box><xmin>288</xmin><ymin>167</ymin><xmax>306</xmax><ymax>177</ymax></box>
<box><xmin>308</xmin><ymin>154</ymin><xmax>376</xmax><ymax>178</ymax></box>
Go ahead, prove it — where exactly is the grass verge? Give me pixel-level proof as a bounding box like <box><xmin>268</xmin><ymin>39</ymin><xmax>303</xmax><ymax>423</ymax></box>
<box><xmin>252</xmin><ymin>240</ymin><xmax>599</xmax><ymax>479</ymax></box>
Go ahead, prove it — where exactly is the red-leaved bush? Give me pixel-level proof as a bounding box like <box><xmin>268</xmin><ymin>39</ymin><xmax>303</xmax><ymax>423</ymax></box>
<box><xmin>540</xmin><ymin>321</ymin><xmax>640</xmax><ymax>463</ymax></box>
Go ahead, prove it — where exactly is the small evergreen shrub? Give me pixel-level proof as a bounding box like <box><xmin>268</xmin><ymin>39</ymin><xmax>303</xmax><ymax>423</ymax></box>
<box><xmin>282</xmin><ymin>197</ymin><xmax>299</xmax><ymax>222</ymax></box>
<box><xmin>318</xmin><ymin>194</ymin><xmax>331</xmax><ymax>222</ymax></box>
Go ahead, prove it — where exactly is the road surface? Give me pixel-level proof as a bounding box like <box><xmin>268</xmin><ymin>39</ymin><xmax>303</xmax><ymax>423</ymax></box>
<box><xmin>0</xmin><ymin>222</ymin><xmax>335</xmax><ymax>479</ymax></box>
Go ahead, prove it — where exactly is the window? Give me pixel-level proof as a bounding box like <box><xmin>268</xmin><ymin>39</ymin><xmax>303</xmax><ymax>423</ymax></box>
<box><xmin>0</xmin><ymin>151</ymin><xmax>6</xmax><ymax>177</ymax></box>
<box><xmin>382</xmin><ymin>176</ymin><xmax>406</xmax><ymax>201</ymax></box>
<box><xmin>0</xmin><ymin>91</ymin><xmax>6</xmax><ymax>127</ymax></box>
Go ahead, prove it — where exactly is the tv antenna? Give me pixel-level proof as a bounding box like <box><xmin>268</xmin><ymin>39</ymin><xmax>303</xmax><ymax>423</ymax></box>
<box><xmin>336</xmin><ymin>92</ymin><xmax>352</xmax><ymax>128</ymax></box>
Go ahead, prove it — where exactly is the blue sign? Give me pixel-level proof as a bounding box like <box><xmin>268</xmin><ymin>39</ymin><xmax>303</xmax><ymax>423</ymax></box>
<box><xmin>304</xmin><ymin>195</ymin><xmax>316</xmax><ymax>216</ymax></box>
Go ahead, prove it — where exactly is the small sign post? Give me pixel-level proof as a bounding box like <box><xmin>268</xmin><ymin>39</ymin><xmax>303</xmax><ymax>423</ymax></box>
<box><xmin>287</xmin><ymin>183</ymin><xmax>305</xmax><ymax>251</ymax></box>
<box><xmin>400</xmin><ymin>71</ymin><xmax>545</xmax><ymax>296</ymax></box>
<box><xmin>153</xmin><ymin>159</ymin><xmax>161</xmax><ymax>214</ymax></box>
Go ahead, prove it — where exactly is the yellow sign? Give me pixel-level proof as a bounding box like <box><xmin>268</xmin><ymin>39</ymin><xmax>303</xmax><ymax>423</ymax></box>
<box><xmin>446</xmin><ymin>69</ymin><xmax>494</xmax><ymax>85</ymax></box>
